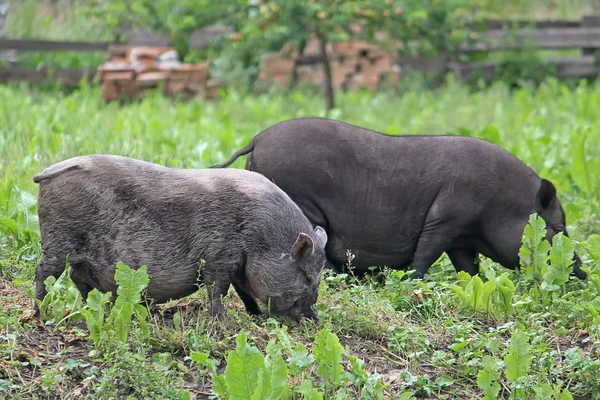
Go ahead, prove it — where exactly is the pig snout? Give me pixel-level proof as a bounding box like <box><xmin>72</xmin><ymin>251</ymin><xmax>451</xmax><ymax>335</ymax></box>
<box><xmin>301</xmin><ymin>307</ymin><xmax>319</xmax><ymax>322</ymax></box>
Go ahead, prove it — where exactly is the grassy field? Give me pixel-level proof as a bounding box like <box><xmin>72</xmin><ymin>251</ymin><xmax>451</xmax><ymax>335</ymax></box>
<box><xmin>1</xmin><ymin>79</ymin><xmax>600</xmax><ymax>399</ymax></box>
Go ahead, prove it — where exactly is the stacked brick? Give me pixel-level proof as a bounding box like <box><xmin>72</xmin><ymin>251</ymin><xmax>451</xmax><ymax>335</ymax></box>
<box><xmin>259</xmin><ymin>37</ymin><xmax>400</xmax><ymax>91</ymax></box>
<box><xmin>98</xmin><ymin>46</ymin><xmax>221</xmax><ymax>102</ymax></box>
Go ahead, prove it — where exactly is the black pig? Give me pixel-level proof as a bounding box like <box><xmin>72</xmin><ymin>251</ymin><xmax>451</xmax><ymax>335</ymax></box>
<box><xmin>213</xmin><ymin>118</ymin><xmax>586</xmax><ymax>280</ymax></box>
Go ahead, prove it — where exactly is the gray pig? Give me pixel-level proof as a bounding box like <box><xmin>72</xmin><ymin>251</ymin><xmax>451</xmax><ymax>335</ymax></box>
<box><xmin>212</xmin><ymin>117</ymin><xmax>586</xmax><ymax>280</ymax></box>
<box><xmin>33</xmin><ymin>154</ymin><xmax>328</xmax><ymax>321</ymax></box>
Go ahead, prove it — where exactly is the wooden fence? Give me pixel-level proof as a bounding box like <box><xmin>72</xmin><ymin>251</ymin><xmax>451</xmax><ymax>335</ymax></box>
<box><xmin>422</xmin><ymin>15</ymin><xmax>600</xmax><ymax>82</ymax></box>
<box><xmin>0</xmin><ymin>26</ymin><xmax>233</xmax><ymax>85</ymax></box>
<box><xmin>2</xmin><ymin>15</ymin><xmax>600</xmax><ymax>87</ymax></box>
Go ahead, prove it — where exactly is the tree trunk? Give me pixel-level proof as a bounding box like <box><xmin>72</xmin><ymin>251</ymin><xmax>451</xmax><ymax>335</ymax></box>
<box><xmin>317</xmin><ymin>33</ymin><xmax>335</xmax><ymax>111</ymax></box>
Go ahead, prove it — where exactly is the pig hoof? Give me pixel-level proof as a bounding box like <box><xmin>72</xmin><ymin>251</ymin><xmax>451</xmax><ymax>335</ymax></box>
<box><xmin>574</xmin><ymin>269</ymin><xmax>587</xmax><ymax>280</ymax></box>
<box><xmin>409</xmin><ymin>271</ymin><xmax>425</xmax><ymax>280</ymax></box>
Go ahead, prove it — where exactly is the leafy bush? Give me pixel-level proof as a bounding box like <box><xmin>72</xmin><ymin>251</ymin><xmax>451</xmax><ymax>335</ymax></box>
<box><xmin>191</xmin><ymin>328</ymin><xmax>386</xmax><ymax>399</ymax></box>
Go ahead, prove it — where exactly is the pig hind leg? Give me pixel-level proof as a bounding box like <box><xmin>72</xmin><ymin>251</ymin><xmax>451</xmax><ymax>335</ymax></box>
<box><xmin>447</xmin><ymin>248</ymin><xmax>479</xmax><ymax>276</ymax></box>
<box><xmin>69</xmin><ymin>263</ymin><xmax>94</xmax><ymax>300</ymax></box>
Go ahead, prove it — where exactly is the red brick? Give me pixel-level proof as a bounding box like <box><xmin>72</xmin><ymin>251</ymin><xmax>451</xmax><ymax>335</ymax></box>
<box><xmin>135</xmin><ymin>71</ymin><xmax>168</xmax><ymax>88</ymax></box>
<box><xmin>102</xmin><ymin>70</ymin><xmax>135</xmax><ymax>82</ymax></box>
<box><xmin>164</xmin><ymin>79</ymin><xmax>187</xmax><ymax>96</ymax></box>
<box><xmin>101</xmin><ymin>81</ymin><xmax>119</xmax><ymax>101</ymax></box>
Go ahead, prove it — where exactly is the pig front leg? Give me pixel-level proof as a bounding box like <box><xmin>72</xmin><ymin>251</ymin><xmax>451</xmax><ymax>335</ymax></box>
<box><xmin>447</xmin><ymin>248</ymin><xmax>480</xmax><ymax>276</ymax></box>
<box><xmin>231</xmin><ymin>279</ymin><xmax>262</xmax><ymax>315</ymax></box>
<box><xmin>202</xmin><ymin>268</ymin><xmax>232</xmax><ymax>319</ymax></box>
<box><xmin>409</xmin><ymin>221</ymin><xmax>458</xmax><ymax>279</ymax></box>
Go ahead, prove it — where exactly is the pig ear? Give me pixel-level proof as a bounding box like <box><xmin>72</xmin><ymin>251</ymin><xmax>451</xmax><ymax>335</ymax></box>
<box><xmin>535</xmin><ymin>179</ymin><xmax>557</xmax><ymax>212</ymax></box>
<box><xmin>291</xmin><ymin>233</ymin><xmax>314</xmax><ymax>259</ymax></box>
<box><xmin>313</xmin><ymin>226</ymin><xmax>328</xmax><ymax>246</ymax></box>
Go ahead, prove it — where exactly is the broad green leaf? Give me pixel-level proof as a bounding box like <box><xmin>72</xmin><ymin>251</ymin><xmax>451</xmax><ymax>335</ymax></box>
<box><xmin>496</xmin><ymin>273</ymin><xmax>516</xmax><ymax>315</ymax></box>
<box><xmin>287</xmin><ymin>343</ymin><xmax>314</xmax><ymax>376</ymax></box>
<box><xmin>559</xmin><ymin>387</ymin><xmax>574</xmax><ymax>400</ymax></box>
<box><xmin>296</xmin><ymin>378</ymin><xmax>323</xmax><ymax>400</ymax></box>
<box><xmin>477</xmin><ymin>356</ymin><xmax>500</xmax><ymax>400</ymax></box>
<box><xmin>0</xmin><ymin>217</ymin><xmax>18</xmax><ymax>237</ymax></box>
<box><xmin>224</xmin><ymin>332</ymin><xmax>265</xmax><ymax>400</ymax></box>
<box><xmin>107</xmin><ymin>263</ymin><xmax>150</xmax><ymax>343</ymax></box>
<box><xmin>251</xmin><ymin>340</ymin><xmax>289</xmax><ymax>400</ymax></box>
<box><xmin>134</xmin><ymin>303</ymin><xmax>149</xmax><ymax>339</ymax></box>
<box><xmin>571</xmin><ymin>130</ymin><xmax>591</xmax><ymax>193</ymax></box>
<box><xmin>582</xmin><ymin>234</ymin><xmax>600</xmax><ymax>260</ymax></box>
<box><xmin>265</xmin><ymin>341</ymin><xmax>289</xmax><ymax>400</ymax></box>
<box><xmin>15</xmin><ymin>188</ymin><xmax>37</xmax><ymax>211</ymax></box>
<box><xmin>544</xmin><ymin>233</ymin><xmax>574</xmax><ymax>287</ymax></box>
<box><xmin>113</xmin><ymin>262</ymin><xmax>150</xmax><ymax>303</ymax></box>
<box><xmin>212</xmin><ymin>375</ymin><xmax>230</xmax><ymax>399</ymax></box>
<box><xmin>519</xmin><ymin>214</ymin><xmax>551</xmax><ymax>282</ymax></box>
<box><xmin>450</xmin><ymin>285</ymin><xmax>468</xmax><ymax>306</ymax></box>
<box><xmin>533</xmin><ymin>383</ymin><xmax>553</xmax><ymax>400</ymax></box>
<box><xmin>313</xmin><ymin>329</ymin><xmax>345</xmax><ymax>395</ymax></box>
<box><xmin>81</xmin><ymin>289</ymin><xmax>111</xmax><ymax>347</ymax></box>
<box><xmin>435</xmin><ymin>375</ymin><xmax>454</xmax><ymax>387</ymax></box>
<box><xmin>504</xmin><ymin>330</ymin><xmax>532</xmax><ymax>382</ymax></box>
<box><xmin>481</xmin><ymin>279</ymin><xmax>496</xmax><ymax>314</ymax></box>
<box><xmin>465</xmin><ymin>275</ymin><xmax>484</xmax><ymax>309</ymax></box>
<box><xmin>190</xmin><ymin>351</ymin><xmax>218</xmax><ymax>374</ymax></box>
<box><xmin>151</xmin><ymin>352</ymin><xmax>174</xmax><ymax>372</ymax></box>
<box><xmin>251</xmin><ymin>370</ymin><xmax>267</xmax><ymax>400</ymax></box>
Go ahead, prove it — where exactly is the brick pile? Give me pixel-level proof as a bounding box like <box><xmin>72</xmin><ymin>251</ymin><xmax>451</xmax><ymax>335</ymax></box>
<box><xmin>98</xmin><ymin>46</ymin><xmax>221</xmax><ymax>102</ymax></box>
<box><xmin>259</xmin><ymin>37</ymin><xmax>400</xmax><ymax>90</ymax></box>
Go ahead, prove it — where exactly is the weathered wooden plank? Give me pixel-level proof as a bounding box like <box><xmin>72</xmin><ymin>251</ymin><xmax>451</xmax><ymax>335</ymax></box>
<box><xmin>189</xmin><ymin>25</ymin><xmax>234</xmax><ymax>49</ymax></box>
<box><xmin>554</xmin><ymin>55</ymin><xmax>600</xmax><ymax>77</ymax></box>
<box><xmin>0</xmin><ymin>67</ymin><xmax>97</xmax><ymax>85</ymax></box>
<box><xmin>449</xmin><ymin>56</ymin><xmax>600</xmax><ymax>81</ymax></box>
<box><xmin>466</xmin><ymin>18</ymin><xmax>580</xmax><ymax>31</ymax></box>
<box><xmin>396</xmin><ymin>55</ymin><xmax>448</xmax><ymax>73</ymax></box>
<box><xmin>124</xmin><ymin>29</ymin><xmax>171</xmax><ymax>47</ymax></box>
<box><xmin>0</xmin><ymin>39</ymin><xmax>110</xmax><ymax>51</ymax></box>
<box><xmin>581</xmin><ymin>15</ymin><xmax>600</xmax><ymax>55</ymax></box>
<box><xmin>461</xmin><ymin>27</ymin><xmax>600</xmax><ymax>51</ymax></box>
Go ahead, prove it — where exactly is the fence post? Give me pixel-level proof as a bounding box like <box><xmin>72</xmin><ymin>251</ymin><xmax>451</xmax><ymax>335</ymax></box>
<box><xmin>0</xmin><ymin>0</ymin><xmax>17</xmax><ymax>66</ymax></box>
<box><xmin>581</xmin><ymin>15</ymin><xmax>600</xmax><ymax>56</ymax></box>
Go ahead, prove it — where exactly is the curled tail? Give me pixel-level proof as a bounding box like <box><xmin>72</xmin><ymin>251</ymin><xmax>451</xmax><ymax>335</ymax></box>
<box><xmin>210</xmin><ymin>139</ymin><xmax>255</xmax><ymax>169</ymax></box>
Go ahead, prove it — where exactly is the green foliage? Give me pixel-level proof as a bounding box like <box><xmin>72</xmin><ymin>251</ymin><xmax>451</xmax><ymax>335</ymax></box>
<box><xmin>451</xmin><ymin>271</ymin><xmax>515</xmax><ymax>318</ymax></box>
<box><xmin>35</xmin><ymin>263</ymin><xmax>83</xmax><ymax>327</ymax></box>
<box><xmin>477</xmin><ymin>356</ymin><xmax>501</xmax><ymax>400</ymax></box>
<box><xmin>313</xmin><ymin>329</ymin><xmax>346</xmax><ymax>397</ymax></box>
<box><xmin>2</xmin><ymin>80</ymin><xmax>600</xmax><ymax>398</ymax></box>
<box><xmin>532</xmin><ymin>382</ymin><xmax>574</xmax><ymax>400</ymax></box>
<box><xmin>504</xmin><ymin>329</ymin><xmax>532</xmax><ymax>383</ymax></box>
<box><xmin>496</xmin><ymin>48</ymin><xmax>557</xmax><ymax>88</ymax></box>
<box><xmin>519</xmin><ymin>214</ymin><xmax>553</xmax><ymax>284</ymax></box>
<box><xmin>0</xmin><ymin>181</ymin><xmax>40</xmax><ymax>263</ymax></box>
<box><xmin>544</xmin><ymin>233</ymin><xmax>575</xmax><ymax>291</ymax></box>
<box><xmin>222</xmin><ymin>332</ymin><xmax>265</xmax><ymax>399</ymax></box>
<box><xmin>80</xmin><ymin>0</ymin><xmax>247</xmax><ymax>57</ymax></box>
<box><xmin>107</xmin><ymin>262</ymin><xmax>150</xmax><ymax>344</ymax></box>
<box><xmin>79</xmin><ymin>262</ymin><xmax>150</xmax><ymax>350</ymax></box>
<box><xmin>191</xmin><ymin>328</ymin><xmax>385</xmax><ymax>398</ymax></box>
<box><xmin>518</xmin><ymin>214</ymin><xmax>580</xmax><ymax>307</ymax></box>
<box><xmin>80</xmin><ymin>289</ymin><xmax>112</xmax><ymax>347</ymax></box>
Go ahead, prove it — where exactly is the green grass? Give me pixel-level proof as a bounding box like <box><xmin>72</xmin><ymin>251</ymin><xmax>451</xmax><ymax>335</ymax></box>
<box><xmin>1</xmin><ymin>79</ymin><xmax>600</xmax><ymax>398</ymax></box>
